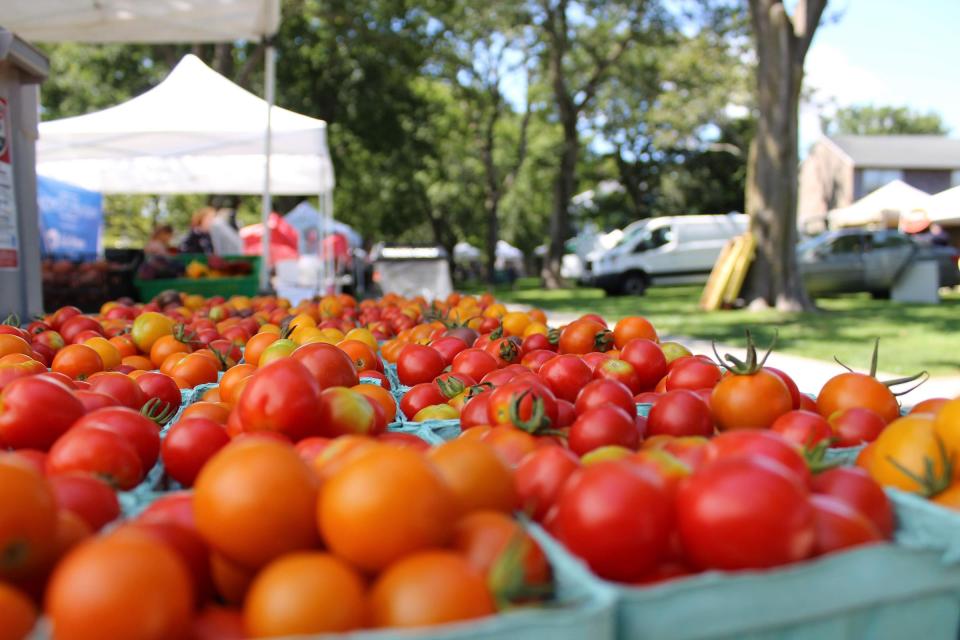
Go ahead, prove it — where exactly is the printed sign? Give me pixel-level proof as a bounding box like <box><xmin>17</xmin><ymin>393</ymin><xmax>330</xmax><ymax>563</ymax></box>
<box><xmin>38</xmin><ymin>175</ymin><xmax>103</xmax><ymax>260</ymax></box>
<box><xmin>0</xmin><ymin>96</ymin><xmax>19</xmax><ymax>269</ymax></box>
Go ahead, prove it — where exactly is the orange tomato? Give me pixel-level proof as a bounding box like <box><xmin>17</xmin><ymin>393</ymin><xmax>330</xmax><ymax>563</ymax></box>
<box><xmin>428</xmin><ymin>439</ymin><xmax>518</xmax><ymax>515</ymax></box>
<box><xmin>367</xmin><ymin>550</ymin><xmax>495</xmax><ymax>628</ymax></box>
<box><xmin>318</xmin><ymin>446</ymin><xmax>456</xmax><ymax>573</ymax></box>
<box><xmin>171</xmin><ymin>353</ymin><xmax>220</xmax><ymax>387</ymax></box>
<box><xmin>452</xmin><ymin>510</ymin><xmax>550</xmax><ymax>587</ymax></box>
<box><xmin>45</xmin><ymin>532</ymin><xmax>193</xmax><ymax>640</ymax></box>
<box><xmin>149</xmin><ymin>334</ymin><xmax>191</xmax><ymax>368</ymax></box>
<box><xmin>913</xmin><ymin>398</ymin><xmax>949</xmax><ymax>415</ymax></box>
<box><xmin>0</xmin><ymin>334</ymin><xmax>31</xmax><ymax>359</ymax></box>
<box><xmin>84</xmin><ymin>336</ymin><xmax>122</xmax><ymax>370</ymax></box>
<box><xmin>243</xmin><ymin>552</ymin><xmax>366</xmax><ymax>635</ymax></box>
<box><xmin>54</xmin><ymin>509</ymin><xmax>93</xmax><ymax>558</ymax></box>
<box><xmin>219</xmin><ymin>363</ymin><xmax>256</xmax><ymax>406</ymax></box>
<box><xmin>52</xmin><ymin>344</ymin><xmax>104</xmax><ymax>379</ymax></box>
<box><xmin>818</xmin><ymin>372</ymin><xmax>900</xmax><ymax>424</ymax></box>
<box><xmin>868</xmin><ymin>414</ymin><xmax>947</xmax><ymax>494</ymax></box>
<box><xmin>160</xmin><ymin>351</ymin><xmax>189</xmax><ymax>377</ymax></box>
<box><xmin>0</xmin><ymin>582</ymin><xmax>37</xmax><ymax>640</ymax></box>
<box><xmin>934</xmin><ymin>398</ymin><xmax>960</xmax><ymax>461</ymax></box>
<box><xmin>613</xmin><ymin>316</ymin><xmax>659</xmax><ymax>348</ymax></box>
<box><xmin>181</xmin><ymin>401</ymin><xmax>231</xmax><ymax>425</ymax></box>
<box><xmin>202</xmin><ymin>386</ymin><xmax>221</xmax><ymax>402</ymax></box>
<box><xmin>244</xmin><ymin>333</ymin><xmax>279</xmax><ymax>367</ymax></box>
<box><xmin>210</xmin><ymin>552</ymin><xmax>256</xmax><ymax>605</ymax></box>
<box><xmin>121</xmin><ymin>355</ymin><xmax>154</xmax><ymax>371</ymax></box>
<box><xmin>337</xmin><ymin>340</ymin><xmax>378</xmax><ymax>372</ymax></box>
<box><xmin>933</xmin><ymin>484</ymin><xmax>960</xmax><ymax>511</ymax></box>
<box><xmin>480</xmin><ymin>426</ymin><xmax>538</xmax><ymax>467</ymax></box>
<box><xmin>194</xmin><ymin>439</ymin><xmax>319</xmax><ymax>569</ymax></box>
<box><xmin>0</xmin><ymin>455</ymin><xmax>58</xmax><ymax>580</ymax></box>
<box><xmin>109</xmin><ymin>335</ymin><xmax>138</xmax><ymax>359</ymax></box>
<box><xmin>352</xmin><ymin>384</ymin><xmax>397</xmax><ymax>424</ymax></box>
<box><xmin>380</xmin><ymin>339</ymin><xmax>404</xmax><ymax>364</ymax></box>
<box><xmin>310</xmin><ymin>437</ymin><xmax>381</xmax><ymax>482</ymax></box>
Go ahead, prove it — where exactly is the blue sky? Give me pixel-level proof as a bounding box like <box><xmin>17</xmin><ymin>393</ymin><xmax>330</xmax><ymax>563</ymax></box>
<box><xmin>800</xmin><ymin>0</ymin><xmax>960</xmax><ymax>149</ymax></box>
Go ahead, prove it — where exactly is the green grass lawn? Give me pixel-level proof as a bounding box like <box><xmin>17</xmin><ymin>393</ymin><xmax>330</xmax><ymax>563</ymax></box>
<box><xmin>465</xmin><ymin>279</ymin><xmax>960</xmax><ymax>376</ymax></box>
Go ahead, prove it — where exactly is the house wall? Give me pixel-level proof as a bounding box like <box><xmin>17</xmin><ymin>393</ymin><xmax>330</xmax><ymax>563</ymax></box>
<box><xmin>903</xmin><ymin>169</ymin><xmax>953</xmax><ymax>195</ymax></box>
<box><xmin>798</xmin><ymin>141</ymin><xmax>854</xmax><ymax>234</ymax></box>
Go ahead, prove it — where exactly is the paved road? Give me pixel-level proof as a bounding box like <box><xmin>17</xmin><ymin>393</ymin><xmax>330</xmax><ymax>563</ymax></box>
<box><xmin>523</xmin><ymin>308</ymin><xmax>959</xmax><ymax>406</ymax></box>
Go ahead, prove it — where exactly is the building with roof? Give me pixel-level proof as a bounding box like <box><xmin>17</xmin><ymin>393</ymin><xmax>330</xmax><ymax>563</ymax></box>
<box><xmin>798</xmin><ymin>135</ymin><xmax>960</xmax><ymax>233</ymax></box>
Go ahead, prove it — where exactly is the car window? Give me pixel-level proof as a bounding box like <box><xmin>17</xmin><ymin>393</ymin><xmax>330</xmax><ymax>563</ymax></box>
<box><xmin>871</xmin><ymin>231</ymin><xmax>912</xmax><ymax>249</ymax></box>
<box><xmin>828</xmin><ymin>235</ymin><xmax>863</xmax><ymax>255</ymax></box>
<box><xmin>649</xmin><ymin>226</ymin><xmax>673</xmax><ymax>248</ymax></box>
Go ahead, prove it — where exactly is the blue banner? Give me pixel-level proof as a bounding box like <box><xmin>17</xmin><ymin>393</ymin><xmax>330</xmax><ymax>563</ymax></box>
<box><xmin>37</xmin><ymin>175</ymin><xmax>103</xmax><ymax>260</ymax></box>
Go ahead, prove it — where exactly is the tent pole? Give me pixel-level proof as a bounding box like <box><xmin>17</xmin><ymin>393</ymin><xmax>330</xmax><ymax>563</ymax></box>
<box><xmin>259</xmin><ymin>40</ymin><xmax>276</xmax><ymax>293</ymax></box>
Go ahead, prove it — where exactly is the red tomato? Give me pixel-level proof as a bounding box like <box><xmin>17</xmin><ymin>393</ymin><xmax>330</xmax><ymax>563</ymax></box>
<box><xmin>617</xmin><ymin>339</ymin><xmax>667</xmax><ymax>393</ymax></box>
<box><xmin>397</xmin><ymin>344</ymin><xmax>446</xmax><ymax>386</ymax></box>
<box><xmin>707</xmin><ymin>430</ymin><xmax>811</xmax><ymax>486</ymax></box>
<box><xmin>487</xmin><ymin>379</ymin><xmax>557</xmax><ymax>432</ymax></box>
<box><xmin>86</xmin><ymin>372</ymin><xmax>145</xmax><ymax>411</ymax></box>
<box><xmin>49</xmin><ymin>305</ymin><xmax>82</xmax><ymax>331</ymax></box>
<box><xmin>711</xmin><ymin>369</ymin><xmax>793</xmax><ymax>431</ymax></box>
<box><xmin>810</xmin><ymin>467</ymin><xmax>894</xmax><ymax>538</ymax></box>
<box><xmin>519</xmin><ymin>349</ymin><xmax>556</xmax><ymax>372</ymax></box>
<box><xmin>666</xmin><ymin>357</ymin><xmax>721</xmax><ymax>391</ymax></box>
<box><xmin>291</xmin><ymin>343</ymin><xmax>359</xmax><ymax>389</ymax></box>
<box><xmin>593</xmin><ymin>359</ymin><xmax>643</xmax><ymax>394</ymax></box>
<box><xmin>59</xmin><ymin>315</ymin><xmax>104</xmax><ymax>344</ymax></box>
<box><xmin>399</xmin><ymin>383</ymin><xmax>447</xmax><ymax>422</ymax></box>
<box><xmin>451</xmin><ymin>349</ymin><xmax>498</xmax><ymax>381</ymax></box>
<box><xmin>377</xmin><ymin>432</ymin><xmax>430</xmax><ymax>451</ymax></box>
<box><xmin>459</xmin><ymin>390</ymin><xmax>493</xmax><ymax>430</ymax></box>
<box><xmin>770</xmin><ymin>410</ymin><xmax>833</xmax><ymax>449</ymax></box>
<box><xmin>49</xmin><ymin>474</ymin><xmax>121</xmax><ymax>532</ymax></box>
<box><xmin>294</xmin><ymin>436</ymin><xmax>331</xmax><ymax>463</ymax></box>
<box><xmin>828</xmin><ymin>407</ymin><xmax>886</xmax><ymax>447</ymax></box>
<box><xmin>581</xmin><ymin>351</ymin><xmax>611</xmax><ymax>372</ymax></box>
<box><xmin>317</xmin><ymin>387</ymin><xmax>379</xmax><ymax>437</ymax></box>
<box><xmin>237</xmin><ymin>359</ymin><xmax>322</xmax><ymax>441</ymax></box>
<box><xmin>539</xmin><ymin>355</ymin><xmax>593</xmax><ymax>402</ymax></box>
<box><xmin>484</xmin><ymin>337</ymin><xmax>522</xmax><ymax>367</ymax></box>
<box><xmin>646</xmin><ymin>390</ymin><xmax>714</xmax><ymax>438</ymax></box>
<box><xmin>0</xmin><ymin>376</ymin><xmax>85</xmax><ymax>450</ymax></box>
<box><xmin>161</xmin><ymin>417</ymin><xmax>231</xmax><ymax>487</ymax></box>
<box><xmin>568</xmin><ymin>405</ymin><xmax>640</xmax><ymax>456</ymax></box>
<box><xmin>135</xmin><ymin>372</ymin><xmax>183</xmax><ymax>417</ymax></box>
<box><xmin>479</xmin><ymin>365</ymin><xmax>525</xmax><ymax>387</ymax></box>
<box><xmin>138</xmin><ymin>492</ymin><xmax>196</xmax><ymax>531</ymax></box>
<box><xmin>810</xmin><ymin>494</ymin><xmax>884</xmax><ymax>555</ymax></box>
<box><xmin>47</xmin><ymin>427</ymin><xmax>144</xmax><ymax>490</ymax></box>
<box><xmin>520</xmin><ymin>333</ymin><xmax>555</xmax><ymax>355</ymax></box>
<box><xmin>358</xmin><ymin>369</ymin><xmax>391</xmax><ymax>390</ymax></box>
<box><xmin>555</xmin><ymin>398</ymin><xmax>576</xmax><ymax>428</ymax></box>
<box><xmin>479</xmin><ymin>426</ymin><xmax>538</xmax><ymax>467</ymax></box>
<box><xmin>553</xmin><ymin>461</ymin><xmax>672</xmax><ymax>581</ymax></box>
<box><xmin>429</xmin><ymin>336</ymin><xmax>469</xmax><ymax>366</ymax></box>
<box><xmin>117</xmin><ymin>520</ymin><xmax>213</xmax><ymax>605</ymax></box>
<box><xmin>766</xmin><ymin>366</ymin><xmax>801</xmax><ymax>410</ymax></box>
<box><xmin>515</xmin><ymin>446</ymin><xmax>580</xmax><ymax>521</ymax></box>
<box><xmin>574</xmin><ymin>379</ymin><xmax>635</xmax><ymax>419</ymax></box>
<box><xmin>677</xmin><ymin>456</ymin><xmax>815</xmax><ymax>570</ymax></box>
<box><xmin>72</xmin><ymin>406</ymin><xmax>161</xmax><ymax>473</ymax></box>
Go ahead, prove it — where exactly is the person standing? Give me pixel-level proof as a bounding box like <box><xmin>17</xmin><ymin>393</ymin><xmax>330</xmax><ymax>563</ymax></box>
<box><xmin>209</xmin><ymin>208</ymin><xmax>244</xmax><ymax>256</ymax></box>
<box><xmin>179</xmin><ymin>208</ymin><xmax>215</xmax><ymax>255</ymax></box>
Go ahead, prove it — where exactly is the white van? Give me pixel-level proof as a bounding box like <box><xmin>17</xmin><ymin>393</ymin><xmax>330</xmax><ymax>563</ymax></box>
<box><xmin>585</xmin><ymin>213</ymin><xmax>748</xmax><ymax>295</ymax></box>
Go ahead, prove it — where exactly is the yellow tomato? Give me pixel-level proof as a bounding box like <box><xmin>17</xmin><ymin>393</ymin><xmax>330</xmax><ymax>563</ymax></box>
<box><xmin>288</xmin><ymin>314</ymin><xmax>316</xmax><ymax>331</ymax></box>
<box><xmin>257</xmin><ymin>324</ymin><xmax>282</xmax><ymax>336</ymax></box>
<box><xmin>318</xmin><ymin>328</ymin><xmax>345</xmax><ymax>343</ymax></box>
<box><xmin>934</xmin><ymin>398</ymin><xmax>960</xmax><ymax>455</ymax></box>
<box><xmin>501</xmin><ymin>312</ymin><xmax>531</xmax><ymax>337</ymax></box>
<box><xmin>522</xmin><ymin>321</ymin><xmax>549</xmax><ymax>338</ymax></box>
<box><xmin>344</xmin><ymin>328</ymin><xmax>378</xmax><ymax>353</ymax></box>
<box><xmin>99</xmin><ymin>301</ymin><xmax>119</xmax><ymax>315</ymax></box>
<box><xmin>84</xmin><ymin>337</ymin><xmax>122</xmax><ymax>371</ymax></box>
<box><xmin>483</xmin><ymin>303</ymin><xmax>507</xmax><ymax>320</ymax></box>
<box><xmin>412</xmin><ymin>404</ymin><xmax>460</xmax><ymax>422</ymax></box>
<box><xmin>529</xmin><ymin>308</ymin><xmax>547</xmax><ymax>325</ymax></box>
<box><xmin>869</xmin><ymin>414</ymin><xmax>949</xmax><ymax>495</ymax></box>
<box><xmin>184</xmin><ymin>295</ymin><xmax>205</xmax><ymax>310</ymax></box>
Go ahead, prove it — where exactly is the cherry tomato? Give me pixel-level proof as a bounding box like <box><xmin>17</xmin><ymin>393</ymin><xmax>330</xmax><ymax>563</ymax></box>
<box><xmin>397</xmin><ymin>344</ymin><xmax>446</xmax><ymax>386</ymax></box>
<box><xmin>574</xmin><ymin>378</ymin><xmax>635</xmax><ymax>418</ymax></box>
<box><xmin>711</xmin><ymin>369</ymin><xmax>793</xmax><ymax>431</ymax></box>
<box><xmin>515</xmin><ymin>446</ymin><xmax>580</xmax><ymax>521</ymax></box>
<box><xmin>707</xmin><ymin>430</ymin><xmax>812</xmax><ymax>486</ymax></box>
<box><xmin>0</xmin><ymin>376</ymin><xmax>85</xmax><ymax>450</ymax></box>
<box><xmin>811</xmin><ymin>467</ymin><xmax>894</xmax><ymax>538</ymax></box>
<box><xmin>539</xmin><ymin>355</ymin><xmax>593</xmax><ymax>403</ymax></box>
<box><xmin>47</xmin><ymin>427</ymin><xmax>144</xmax><ymax>489</ymax></box>
<box><xmin>161</xmin><ymin>417</ymin><xmax>231</xmax><ymax>487</ymax></box>
<box><xmin>317</xmin><ymin>387</ymin><xmax>379</xmax><ymax>437</ymax></box>
<box><xmin>646</xmin><ymin>390</ymin><xmax>714</xmax><ymax>438</ymax></box>
<box><xmin>771</xmin><ymin>410</ymin><xmax>834</xmax><ymax>448</ymax></box>
<box><xmin>553</xmin><ymin>461</ymin><xmax>672</xmax><ymax>581</ymax></box>
<box><xmin>828</xmin><ymin>407</ymin><xmax>886</xmax><ymax>447</ymax></box>
<box><xmin>766</xmin><ymin>366</ymin><xmax>801</xmax><ymax>410</ymax></box>
<box><xmin>49</xmin><ymin>474</ymin><xmax>121</xmax><ymax>532</ymax></box>
<box><xmin>558</xmin><ymin>320</ymin><xmax>611</xmax><ymax>355</ymax></box>
<box><xmin>237</xmin><ymin>359</ymin><xmax>322</xmax><ymax>441</ymax></box>
<box><xmin>71</xmin><ymin>407</ymin><xmax>161</xmax><ymax>473</ymax></box>
<box><xmin>451</xmin><ymin>348</ymin><xmax>498</xmax><ymax>381</ymax></box>
<box><xmin>459</xmin><ymin>390</ymin><xmax>493</xmax><ymax>430</ymax></box>
<box><xmin>86</xmin><ymin>372</ymin><xmax>146</xmax><ymax>411</ymax></box>
<box><xmin>569</xmin><ymin>405</ymin><xmax>640</xmax><ymax>456</ymax></box>
<box><xmin>677</xmin><ymin>456</ymin><xmax>815</xmax><ymax>570</ymax></box>
<box><xmin>291</xmin><ymin>342</ymin><xmax>359</xmax><ymax>389</ymax></box>
<box><xmin>429</xmin><ymin>336</ymin><xmax>469</xmax><ymax>366</ymax></box>
<box><xmin>818</xmin><ymin>372</ymin><xmax>900</xmax><ymax>424</ymax></box>
<box><xmin>399</xmin><ymin>383</ymin><xmax>447</xmax><ymax>421</ymax></box>
<box><xmin>666</xmin><ymin>357</ymin><xmax>721</xmax><ymax>391</ymax></box>
<box><xmin>810</xmin><ymin>494</ymin><xmax>884</xmax><ymax>555</ymax></box>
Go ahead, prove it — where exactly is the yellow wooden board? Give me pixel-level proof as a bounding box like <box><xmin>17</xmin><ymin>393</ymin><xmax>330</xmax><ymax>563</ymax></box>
<box><xmin>722</xmin><ymin>233</ymin><xmax>756</xmax><ymax>305</ymax></box>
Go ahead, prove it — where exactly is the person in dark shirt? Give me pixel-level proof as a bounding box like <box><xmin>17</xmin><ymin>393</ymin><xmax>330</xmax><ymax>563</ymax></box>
<box><xmin>179</xmin><ymin>208</ymin><xmax>215</xmax><ymax>254</ymax></box>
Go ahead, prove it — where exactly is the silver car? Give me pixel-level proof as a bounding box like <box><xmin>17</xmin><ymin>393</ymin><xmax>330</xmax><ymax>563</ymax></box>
<box><xmin>798</xmin><ymin>229</ymin><xmax>960</xmax><ymax>298</ymax></box>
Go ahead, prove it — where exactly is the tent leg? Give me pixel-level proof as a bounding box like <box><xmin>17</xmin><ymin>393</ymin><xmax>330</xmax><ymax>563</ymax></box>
<box><xmin>259</xmin><ymin>42</ymin><xmax>276</xmax><ymax>293</ymax></box>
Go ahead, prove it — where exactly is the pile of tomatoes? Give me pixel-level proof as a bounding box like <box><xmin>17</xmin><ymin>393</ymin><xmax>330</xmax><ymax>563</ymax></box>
<box><xmin>0</xmin><ymin>288</ymin><xmax>958</xmax><ymax>640</ymax></box>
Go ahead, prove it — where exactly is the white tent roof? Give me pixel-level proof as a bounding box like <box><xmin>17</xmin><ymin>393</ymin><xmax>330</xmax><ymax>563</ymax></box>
<box><xmin>3</xmin><ymin>1</ymin><xmax>279</xmax><ymax>43</ymax></box>
<box><xmin>927</xmin><ymin>185</ymin><xmax>960</xmax><ymax>225</ymax></box>
<box><xmin>828</xmin><ymin>180</ymin><xmax>930</xmax><ymax>228</ymax></box>
<box><xmin>496</xmin><ymin>240</ymin><xmax>523</xmax><ymax>261</ymax></box>
<box><xmin>453</xmin><ymin>241</ymin><xmax>481</xmax><ymax>261</ymax></box>
<box><xmin>37</xmin><ymin>54</ymin><xmax>334</xmax><ymax>195</ymax></box>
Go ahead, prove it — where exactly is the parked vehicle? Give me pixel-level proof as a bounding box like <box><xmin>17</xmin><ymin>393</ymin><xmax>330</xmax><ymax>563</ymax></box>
<box><xmin>586</xmin><ymin>214</ymin><xmax>748</xmax><ymax>295</ymax></box>
<box><xmin>798</xmin><ymin>229</ymin><xmax>960</xmax><ymax>298</ymax></box>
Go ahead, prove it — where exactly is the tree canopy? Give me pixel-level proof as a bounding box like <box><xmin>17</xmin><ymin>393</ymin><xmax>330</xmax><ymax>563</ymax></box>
<box><xmin>822</xmin><ymin>104</ymin><xmax>949</xmax><ymax>136</ymax></box>
<box><xmin>37</xmin><ymin>0</ymin><xmax>752</xmax><ymax>281</ymax></box>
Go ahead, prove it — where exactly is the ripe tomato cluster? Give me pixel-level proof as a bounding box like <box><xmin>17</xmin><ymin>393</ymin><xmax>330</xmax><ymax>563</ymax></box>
<box><xmin>0</xmin><ymin>289</ymin><xmax>958</xmax><ymax>639</ymax></box>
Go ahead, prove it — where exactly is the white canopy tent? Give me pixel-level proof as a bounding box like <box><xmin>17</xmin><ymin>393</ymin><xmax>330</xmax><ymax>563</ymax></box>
<box><xmin>4</xmin><ymin>0</ymin><xmax>329</xmax><ymax>291</ymax></box>
<box><xmin>827</xmin><ymin>180</ymin><xmax>930</xmax><ymax>229</ymax></box>
<box><xmin>927</xmin><ymin>186</ymin><xmax>960</xmax><ymax>226</ymax></box>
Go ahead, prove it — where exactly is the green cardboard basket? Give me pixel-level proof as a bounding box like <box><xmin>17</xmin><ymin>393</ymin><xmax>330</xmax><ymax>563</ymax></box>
<box><xmin>134</xmin><ymin>254</ymin><xmax>260</xmax><ymax>302</ymax></box>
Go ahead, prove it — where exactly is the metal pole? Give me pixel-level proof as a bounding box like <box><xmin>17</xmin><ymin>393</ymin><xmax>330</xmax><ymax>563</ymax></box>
<box><xmin>259</xmin><ymin>41</ymin><xmax>275</xmax><ymax>293</ymax></box>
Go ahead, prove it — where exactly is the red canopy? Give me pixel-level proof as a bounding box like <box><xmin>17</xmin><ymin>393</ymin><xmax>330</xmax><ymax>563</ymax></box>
<box><xmin>241</xmin><ymin>212</ymin><xmax>300</xmax><ymax>266</ymax></box>
<box><xmin>322</xmin><ymin>232</ymin><xmax>349</xmax><ymax>260</ymax></box>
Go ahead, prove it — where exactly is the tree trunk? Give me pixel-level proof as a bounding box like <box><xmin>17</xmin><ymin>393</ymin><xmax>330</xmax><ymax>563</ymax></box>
<box><xmin>744</xmin><ymin>1</ymin><xmax>819</xmax><ymax>311</ymax></box>
<box><xmin>542</xmin><ymin>117</ymin><xmax>578</xmax><ymax>289</ymax></box>
<box><xmin>485</xmin><ymin>198</ymin><xmax>500</xmax><ymax>284</ymax></box>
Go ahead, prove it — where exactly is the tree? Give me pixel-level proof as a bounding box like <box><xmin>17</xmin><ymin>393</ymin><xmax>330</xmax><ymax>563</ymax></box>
<box><xmin>745</xmin><ymin>0</ymin><xmax>827</xmax><ymax>311</ymax></box>
<box><xmin>822</xmin><ymin>104</ymin><xmax>948</xmax><ymax>136</ymax></box>
<box><xmin>534</xmin><ymin>0</ymin><xmax>655</xmax><ymax>288</ymax></box>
